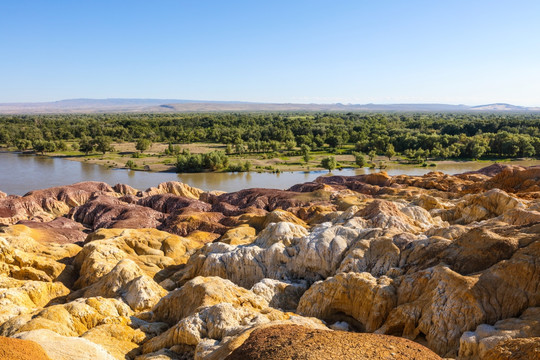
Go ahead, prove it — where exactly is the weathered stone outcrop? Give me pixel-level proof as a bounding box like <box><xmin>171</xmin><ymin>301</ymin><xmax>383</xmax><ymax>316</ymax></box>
<box><xmin>16</xmin><ymin>217</ymin><xmax>86</xmax><ymax>244</ymax></box>
<box><xmin>169</xmin><ymin>199</ymin><xmax>444</xmax><ymax>289</ymax></box>
<box><xmin>219</xmin><ymin>225</ymin><xmax>257</xmax><ymax>245</ymax></box>
<box><xmin>0</xmin><ymin>276</ymin><xmax>69</xmax><ymax>324</ymax></box>
<box><xmin>14</xmin><ymin>329</ymin><xmax>116</xmax><ymax>360</ymax></box>
<box><xmin>0</xmin><ymin>297</ymin><xmax>133</xmax><ymax>337</ymax></box>
<box><xmin>481</xmin><ymin>337</ymin><xmax>540</xmax><ymax>360</ymax></box>
<box><xmin>211</xmin><ymin>188</ymin><xmax>328</xmax><ymax>216</ymax></box>
<box><xmin>337</xmin><ymin>236</ymin><xmax>401</xmax><ymax>276</ymax></box>
<box><xmin>70</xmin><ymin>195</ymin><xmax>165</xmax><ymax>230</ymax></box>
<box><xmin>0</xmin><ymin>224</ymin><xmax>81</xmax><ymax>284</ymax></box>
<box><xmin>151</xmin><ymin>276</ymin><xmax>269</xmax><ymax>325</ymax></box>
<box><xmin>0</xmin><ymin>165</ymin><xmax>539</xmax><ymax>359</ymax></box>
<box><xmin>251</xmin><ymin>278</ymin><xmax>308</xmax><ymax>311</ymax></box>
<box><xmin>477</xmin><ymin>165</ymin><xmax>540</xmax><ymax>195</ymax></box>
<box><xmin>73</xmin><ymin>228</ymin><xmax>205</xmax><ymax>288</ymax></box>
<box><xmin>68</xmin><ymin>259</ymin><xmax>167</xmax><ymax>311</ymax></box>
<box><xmin>439</xmin><ymin>188</ymin><xmax>525</xmax><ymax>223</ymax></box>
<box><xmin>137</xmin><ymin>193</ymin><xmax>211</xmax><ymax>215</ymax></box>
<box><xmin>0</xmin><ymin>182</ymin><xmax>117</xmax><ymax>225</ymax></box>
<box><xmin>160</xmin><ymin>210</ymin><xmax>228</xmax><ymax>237</ymax></box>
<box><xmin>298</xmin><ymin>272</ymin><xmax>397</xmax><ymax>332</ymax></box>
<box><xmin>459</xmin><ymin>307</ymin><xmax>540</xmax><ymax>359</ymax></box>
<box><xmin>143</xmin><ymin>181</ymin><xmax>206</xmax><ymax>200</ymax></box>
<box><xmin>143</xmin><ymin>276</ymin><xmax>326</xmax><ymax>359</ymax></box>
<box><xmin>377</xmin><ymin>239</ymin><xmax>540</xmax><ymax>357</ymax></box>
<box><xmin>113</xmin><ymin>183</ymin><xmax>139</xmax><ymax>196</ymax></box>
<box><xmin>81</xmin><ymin>323</ymin><xmax>148</xmax><ymax>360</ymax></box>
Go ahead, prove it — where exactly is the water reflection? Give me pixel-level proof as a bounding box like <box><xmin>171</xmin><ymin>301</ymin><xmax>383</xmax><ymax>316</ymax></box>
<box><xmin>1</xmin><ymin>152</ymin><xmax>539</xmax><ymax>196</ymax></box>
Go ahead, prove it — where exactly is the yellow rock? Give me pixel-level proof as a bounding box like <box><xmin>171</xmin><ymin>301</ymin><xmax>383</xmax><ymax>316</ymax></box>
<box><xmin>143</xmin><ymin>276</ymin><xmax>327</xmax><ymax>358</ymax></box>
<box><xmin>151</xmin><ymin>276</ymin><xmax>269</xmax><ymax>325</ymax></box>
<box><xmin>0</xmin><ymin>275</ymin><xmax>70</xmax><ymax>324</ymax></box>
<box><xmin>0</xmin><ymin>297</ymin><xmax>133</xmax><ymax>337</ymax></box>
<box><xmin>185</xmin><ymin>230</ymin><xmax>221</xmax><ymax>244</ymax></box>
<box><xmin>0</xmin><ymin>225</ymin><xmax>81</xmax><ymax>284</ymax></box>
<box><xmin>74</xmin><ymin>228</ymin><xmax>205</xmax><ymax>288</ymax></box>
<box><xmin>144</xmin><ymin>181</ymin><xmax>205</xmax><ymax>200</ymax></box>
<box><xmin>263</xmin><ymin>209</ymin><xmax>307</xmax><ymax>228</ymax></box>
<box><xmin>220</xmin><ymin>225</ymin><xmax>257</xmax><ymax>245</ymax></box>
<box><xmin>68</xmin><ymin>259</ymin><xmax>167</xmax><ymax>312</ymax></box>
<box><xmin>298</xmin><ymin>272</ymin><xmax>397</xmax><ymax>332</ymax></box>
<box><xmin>82</xmin><ymin>323</ymin><xmax>147</xmax><ymax>360</ymax></box>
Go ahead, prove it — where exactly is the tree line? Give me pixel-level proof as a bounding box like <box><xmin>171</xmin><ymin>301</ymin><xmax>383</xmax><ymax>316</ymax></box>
<box><xmin>1</xmin><ymin>112</ymin><xmax>540</xmax><ymax>160</ymax></box>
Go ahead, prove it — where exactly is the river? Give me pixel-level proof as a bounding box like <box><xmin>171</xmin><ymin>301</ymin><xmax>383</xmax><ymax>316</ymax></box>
<box><xmin>1</xmin><ymin>152</ymin><xmax>539</xmax><ymax>196</ymax></box>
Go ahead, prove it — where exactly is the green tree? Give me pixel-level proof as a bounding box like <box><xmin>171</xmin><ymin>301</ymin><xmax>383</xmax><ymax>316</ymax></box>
<box><xmin>79</xmin><ymin>136</ymin><xmax>95</xmax><ymax>155</ymax></box>
<box><xmin>55</xmin><ymin>140</ymin><xmax>68</xmax><ymax>151</ymax></box>
<box><xmin>270</xmin><ymin>140</ymin><xmax>280</xmax><ymax>152</ymax></box>
<box><xmin>301</xmin><ymin>144</ymin><xmax>310</xmax><ymax>163</ymax></box>
<box><xmin>176</xmin><ymin>151</ymin><xmax>229</xmax><ymax>173</ymax></box>
<box><xmin>94</xmin><ymin>136</ymin><xmax>113</xmax><ymax>154</ymax></box>
<box><xmin>321</xmin><ymin>156</ymin><xmax>337</xmax><ymax>172</ymax></box>
<box><xmin>469</xmin><ymin>141</ymin><xmax>487</xmax><ymax>159</ymax></box>
<box><xmin>164</xmin><ymin>143</ymin><xmax>180</xmax><ymax>155</ymax></box>
<box><xmin>234</xmin><ymin>142</ymin><xmax>245</xmax><ymax>154</ymax></box>
<box><xmin>385</xmin><ymin>144</ymin><xmax>396</xmax><ymax>160</ymax></box>
<box><xmin>353</xmin><ymin>152</ymin><xmax>366</xmax><ymax>167</ymax></box>
<box><xmin>313</xmin><ymin>135</ymin><xmax>325</xmax><ymax>149</ymax></box>
<box><xmin>518</xmin><ymin>137</ymin><xmax>536</xmax><ymax>157</ymax></box>
<box><xmin>15</xmin><ymin>139</ymin><xmax>32</xmax><ymax>151</ymax></box>
<box><xmin>522</xmin><ymin>142</ymin><xmax>536</xmax><ymax>157</ymax></box>
<box><xmin>368</xmin><ymin>150</ymin><xmax>377</xmax><ymax>162</ymax></box>
<box><xmin>32</xmin><ymin>140</ymin><xmax>46</xmax><ymax>155</ymax></box>
<box><xmin>285</xmin><ymin>140</ymin><xmax>296</xmax><ymax>151</ymax></box>
<box><xmin>355</xmin><ymin>141</ymin><xmax>367</xmax><ymax>152</ymax></box>
<box><xmin>326</xmin><ymin>135</ymin><xmax>341</xmax><ymax>149</ymax></box>
<box><xmin>135</xmin><ymin>138</ymin><xmax>152</xmax><ymax>153</ymax></box>
<box><xmin>44</xmin><ymin>141</ymin><xmax>56</xmax><ymax>153</ymax></box>
<box><xmin>33</xmin><ymin>140</ymin><xmax>55</xmax><ymax>154</ymax></box>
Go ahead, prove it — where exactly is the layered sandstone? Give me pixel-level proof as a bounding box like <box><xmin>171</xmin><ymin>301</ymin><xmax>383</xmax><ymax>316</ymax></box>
<box><xmin>0</xmin><ymin>164</ymin><xmax>538</xmax><ymax>359</ymax></box>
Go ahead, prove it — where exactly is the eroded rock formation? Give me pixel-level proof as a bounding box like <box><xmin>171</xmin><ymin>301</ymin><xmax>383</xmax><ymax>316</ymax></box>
<box><xmin>0</xmin><ymin>166</ymin><xmax>538</xmax><ymax>359</ymax></box>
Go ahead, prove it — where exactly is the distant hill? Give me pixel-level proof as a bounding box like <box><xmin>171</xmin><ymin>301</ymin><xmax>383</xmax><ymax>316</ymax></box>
<box><xmin>469</xmin><ymin>103</ymin><xmax>540</xmax><ymax>111</ymax></box>
<box><xmin>0</xmin><ymin>99</ymin><xmax>538</xmax><ymax>114</ymax></box>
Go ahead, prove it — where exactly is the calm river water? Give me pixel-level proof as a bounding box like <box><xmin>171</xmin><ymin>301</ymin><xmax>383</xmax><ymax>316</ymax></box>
<box><xmin>1</xmin><ymin>152</ymin><xmax>539</xmax><ymax>196</ymax></box>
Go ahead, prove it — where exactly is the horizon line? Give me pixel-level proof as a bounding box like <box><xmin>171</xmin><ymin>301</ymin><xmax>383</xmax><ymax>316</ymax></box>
<box><xmin>1</xmin><ymin>98</ymin><xmax>539</xmax><ymax>108</ymax></box>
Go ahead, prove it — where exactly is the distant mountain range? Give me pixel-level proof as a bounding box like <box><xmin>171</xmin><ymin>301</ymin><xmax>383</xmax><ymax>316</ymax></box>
<box><xmin>0</xmin><ymin>99</ymin><xmax>538</xmax><ymax>114</ymax></box>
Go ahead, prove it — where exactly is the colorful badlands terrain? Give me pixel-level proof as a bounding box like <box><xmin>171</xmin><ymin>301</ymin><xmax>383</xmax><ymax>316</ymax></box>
<box><xmin>0</xmin><ymin>163</ymin><xmax>539</xmax><ymax>359</ymax></box>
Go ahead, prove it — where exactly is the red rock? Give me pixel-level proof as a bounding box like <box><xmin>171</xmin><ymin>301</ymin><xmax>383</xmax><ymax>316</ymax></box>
<box><xmin>70</xmin><ymin>195</ymin><xmax>164</xmax><ymax>230</ymax></box>
<box><xmin>16</xmin><ymin>217</ymin><xmax>87</xmax><ymax>244</ymax></box>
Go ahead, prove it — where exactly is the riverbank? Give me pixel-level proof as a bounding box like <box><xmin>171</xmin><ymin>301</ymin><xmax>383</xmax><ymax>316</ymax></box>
<box><xmin>4</xmin><ymin>142</ymin><xmax>370</xmax><ymax>173</ymax></box>
<box><xmin>4</xmin><ymin>142</ymin><xmax>538</xmax><ymax>174</ymax></box>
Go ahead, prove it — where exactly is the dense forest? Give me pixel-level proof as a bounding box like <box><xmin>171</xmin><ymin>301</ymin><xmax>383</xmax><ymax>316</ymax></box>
<box><xmin>1</xmin><ymin>112</ymin><xmax>540</xmax><ymax>162</ymax></box>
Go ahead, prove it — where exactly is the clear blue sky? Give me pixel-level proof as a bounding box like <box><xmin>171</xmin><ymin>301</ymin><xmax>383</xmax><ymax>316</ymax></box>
<box><xmin>1</xmin><ymin>0</ymin><xmax>539</xmax><ymax>105</ymax></box>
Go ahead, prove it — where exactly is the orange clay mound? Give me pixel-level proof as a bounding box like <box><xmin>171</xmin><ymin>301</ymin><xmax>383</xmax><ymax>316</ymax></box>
<box><xmin>226</xmin><ymin>324</ymin><xmax>442</xmax><ymax>360</ymax></box>
<box><xmin>0</xmin><ymin>336</ymin><xmax>52</xmax><ymax>360</ymax></box>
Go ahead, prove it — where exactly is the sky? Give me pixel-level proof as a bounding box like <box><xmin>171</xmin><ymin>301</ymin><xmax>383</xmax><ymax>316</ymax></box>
<box><xmin>1</xmin><ymin>0</ymin><xmax>539</xmax><ymax>105</ymax></box>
